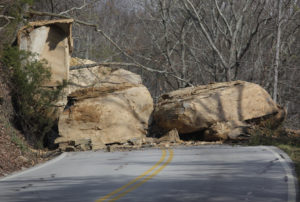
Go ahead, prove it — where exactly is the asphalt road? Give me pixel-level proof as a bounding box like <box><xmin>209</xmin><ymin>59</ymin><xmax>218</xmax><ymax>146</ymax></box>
<box><xmin>0</xmin><ymin>145</ymin><xmax>297</xmax><ymax>202</ymax></box>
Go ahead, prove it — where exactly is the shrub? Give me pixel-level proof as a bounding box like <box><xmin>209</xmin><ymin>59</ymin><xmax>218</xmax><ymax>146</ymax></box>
<box><xmin>2</xmin><ymin>46</ymin><xmax>66</xmax><ymax>148</ymax></box>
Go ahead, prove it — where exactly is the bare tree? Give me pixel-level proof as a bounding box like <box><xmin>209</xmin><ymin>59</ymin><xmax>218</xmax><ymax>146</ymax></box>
<box><xmin>7</xmin><ymin>0</ymin><xmax>300</xmax><ymax>127</ymax></box>
<box><xmin>273</xmin><ymin>0</ymin><xmax>283</xmax><ymax>103</ymax></box>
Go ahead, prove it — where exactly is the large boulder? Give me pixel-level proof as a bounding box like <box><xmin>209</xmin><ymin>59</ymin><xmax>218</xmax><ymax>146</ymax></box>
<box><xmin>56</xmin><ymin>82</ymin><xmax>153</xmax><ymax>150</ymax></box>
<box><xmin>53</xmin><ymin>57</ymin><xmax>142</xmax><ymax>119</ymax></box>
<box><xmin>154</xmin><ymin>80</ymin><xmax>285</xmax><ymax>140</ymax></box>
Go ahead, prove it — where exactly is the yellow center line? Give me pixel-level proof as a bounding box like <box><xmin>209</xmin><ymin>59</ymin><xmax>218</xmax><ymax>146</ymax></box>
<box><xmin>96</xmin><ymin>149</ymin><xmax>167</xmax><ymax>202</ymax></box>
<box><xmin>109</xmin><ymin>149</ymin><xmax>174</xmax><ymax>202</ymax></box>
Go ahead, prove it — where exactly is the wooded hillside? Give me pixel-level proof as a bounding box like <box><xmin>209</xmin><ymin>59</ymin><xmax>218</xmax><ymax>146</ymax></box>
<box><xmin>26</xmin><ymin>0</ymin><xmax>300</xmax><ymax>129</ymax></box>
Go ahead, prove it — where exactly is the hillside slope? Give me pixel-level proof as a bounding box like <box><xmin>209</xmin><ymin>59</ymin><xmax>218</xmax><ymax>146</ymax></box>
<box><xmin>0</xmin><ymin>65</ymin><xmax>52</xmax><ymax>177</ymax></box>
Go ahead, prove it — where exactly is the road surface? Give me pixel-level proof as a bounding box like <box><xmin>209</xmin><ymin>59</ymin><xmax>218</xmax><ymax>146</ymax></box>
<box><xmin>0</xmin><ymin>145</ymin><xmax>297</xmax><ymax>202</ymax></box>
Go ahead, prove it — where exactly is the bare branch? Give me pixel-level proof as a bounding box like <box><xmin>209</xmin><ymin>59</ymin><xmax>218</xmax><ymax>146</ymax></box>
<box><xmin>0</xmin><ymin>15</ymin><xmax>15</xmax><ymax>31</ymax></box>
<box><xmin>212</xmin><ymin>7</ymin><xmax>231</xmax><ymax>43</ymax></box>
<box><xmin>59</xmin><ymin>0</ymin><xmax>88</xmax><ymax>15</ymax></box>
<box><xmin>214</xmin><ymin>0</ymin><xmax>233</xmax><ymax>37</ymax></box>
<box><xmin>27</xmin><ymin>9</ymin><xmax>193</xmax><ymax>86</ymax></box>
<box><xmin>70</xmin><ymin>62</ymin><xmax>144</xmax><ymax>70</ymax></box>
<box><xmin>27</xmin><ymin>10</ymin><xmax>70</xmax><ymax>19</ymax></box>
<box><xmin>183</xmin><ymin>0</ymin><xmax>229</xmax><ymax>69</ymax></box>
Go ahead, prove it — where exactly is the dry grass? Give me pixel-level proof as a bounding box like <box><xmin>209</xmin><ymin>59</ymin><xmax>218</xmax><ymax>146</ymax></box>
<box><xmin>247</xmin><ymin>124</ymin><xmax>300</xmax><ymax>193</ymax></box>
<box><xmin>277</xmin><ymin>145</ymin><xmax>300</xmax><ymax>184</ymax></box>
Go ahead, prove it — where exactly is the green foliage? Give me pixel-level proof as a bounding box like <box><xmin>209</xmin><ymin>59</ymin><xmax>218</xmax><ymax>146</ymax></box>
<box><xmin>0</xmin><ymin>0</ymin><xmax>33</xmax><ymax>54</ymax></box>
<box><xmin>11</xmin><ymin>131</ymin><xmax>28</xmax><ymax>153</ymax></box>
<box><xmin>2</xmin><ymin>46</ymin><xmax>65</xmax><ymax>148</ymax></box>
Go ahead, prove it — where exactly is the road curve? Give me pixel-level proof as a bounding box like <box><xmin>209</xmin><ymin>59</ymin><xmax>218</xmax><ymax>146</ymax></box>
<box><xmin>0</xmin><ymin>145</ymin><xmax>297</xmax><ymax>202</ymax></box>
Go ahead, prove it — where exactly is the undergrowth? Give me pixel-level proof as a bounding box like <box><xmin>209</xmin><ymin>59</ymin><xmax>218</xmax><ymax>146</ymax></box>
<box><xmin>2</xmin><ymin>46</ymin><xmax>66</xmax><ymax>148</ymax></box>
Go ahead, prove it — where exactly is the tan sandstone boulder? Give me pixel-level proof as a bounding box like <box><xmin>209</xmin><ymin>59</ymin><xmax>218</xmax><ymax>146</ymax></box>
<box><xmin>56</xmin><ymin>82</ymin><xmax>153</xmax><ymax>150</ymax></box>
<box><xmin>53</xmin><ymin>57</ymin><xmax>142</xmax><ymax>119</ymax></box>
<box><xmin>154</xmin><ymin>80</ymin><xmax>285</xmax><ymax>140</ymax></box>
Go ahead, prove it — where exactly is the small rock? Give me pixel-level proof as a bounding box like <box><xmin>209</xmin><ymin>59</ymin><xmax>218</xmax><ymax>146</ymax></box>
<box><xmin>128</xmin><ymin>138</ymin><xmax>142</xmax><ymax>146</ymax></box>
<box><xmin>156</xmin><ymin>128</ymin><xmax>182</xmax><ymax>144</ymax></box>
<box><xmin>74</xmin><ymin>138</ymin><xmax>92</xmax><ymax>151</ymax></box>
<box><xmin>141</xmin><ymin>144</ymin><xmax>153</xmax><ymax>148</ymax></box>
<box><xmin>74</xmin><ymin>138</ymin><xmax>91</xmax><ymax>146</ymax></box>
<box><xmin>185</xmin><ymin>141</ymin><xmax>193</xmax><ymax>145</ymax></box>
<box><xmin>65</xmin><ymin>146</ymin><xmax>75</xmax><ymax>152</ymax></box>
<box><xmin>68</xmin><ymin>140</ymin><xmax>76</xmax><ymax>146</ymax></box>
<box><xmin>142</xmin><ymin>137</ymin><xmax>155</xmax><ymax>144</ymax></box>
<box><xmin>17</xmin><ymin>156</ymin><xmax>28</xmax><ymax>163</ymax></box>
<box><xmin>58</xmin><ymin>143</ymin><xmax>69</xmax><ymax>151</ymax></box>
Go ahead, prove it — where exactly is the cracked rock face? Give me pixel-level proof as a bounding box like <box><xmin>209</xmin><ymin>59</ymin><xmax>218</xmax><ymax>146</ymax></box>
<box><xmin>53</xmin><ymin>57</ymin><xmax>143</xmax><ymax>119</ymax></box>
<box><xmin>153</xmin><ymin>80</ymin><xmax>285</xmax><ymax>140</ymax></box>
<box><xmin>57</xmin><ymin>83</ymin><xmax>153</xmax><ymax>150</ymax></box>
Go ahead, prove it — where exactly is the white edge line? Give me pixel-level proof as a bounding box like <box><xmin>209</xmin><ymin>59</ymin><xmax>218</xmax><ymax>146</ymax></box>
<box><xmin>264</xmin><ymin>146</ymin><xmax>298</xmax><ymax>202</ymax></box>
<box><xmin>0</xmin><ymin>152</ymin><xmax>67</xmax><ymax>181</ymax></box>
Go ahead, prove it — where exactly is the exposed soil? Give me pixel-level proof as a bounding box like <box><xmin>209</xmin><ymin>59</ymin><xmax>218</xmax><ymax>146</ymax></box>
<box><xmin>0</xmin><ymin>125</ymin><xmax>36</xmax><ymax>177</ymax></box>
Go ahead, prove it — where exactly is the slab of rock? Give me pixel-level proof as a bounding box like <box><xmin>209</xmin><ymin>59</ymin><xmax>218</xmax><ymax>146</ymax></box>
<box><xmin>154</xmin><ymin>80</ymin><xmax>285</xmax><ymax>140</ymax></box>
<box><xmin>53</xmin><ymin>57</ymin><xmax>143</xmax><ymax>119</ymax></box>
<box><xmin>18</xmin><ymin>19</ymin><xmax>74</xmax><ymax>87</ymax></box>
<box><xmin>56</xmin><ymin>82</ymin><xmax>153</xmax><ymax>150</ymax></box>
<box><xmin>68</xmin><ymin>57</ymin><xmax>142</xmax><ymax>91</ymax></box>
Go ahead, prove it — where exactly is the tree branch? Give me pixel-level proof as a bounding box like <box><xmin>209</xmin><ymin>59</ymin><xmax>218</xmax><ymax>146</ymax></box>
<box><xmin>214</xmin><ymin>0</ymin><xmax>233</xmax><ymax>37</ymax></box>
<box><xmin>70</xmin><ymin>62</ymin><xmax>142</xmax><ymax>70</ymax></box>
<box><xmin>183</xmin><ymin>0</ymin><xmax>229</xmax><ymax>69</ymax></box>
<box><xmin>0</xmin><ymin>15</ymin><xmax>15</xmax><ymax>31</ymax></box>
<box><xmin>59</xmin><ymin>0</ymin><xmax>88</xmax><ymax>15</ymax></box>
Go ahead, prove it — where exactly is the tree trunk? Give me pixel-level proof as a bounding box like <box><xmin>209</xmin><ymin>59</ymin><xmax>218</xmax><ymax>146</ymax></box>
<box><xmin>273</xmin><ymin>0</ymin><xmax>282</xmax><ymax>103</ymax></box>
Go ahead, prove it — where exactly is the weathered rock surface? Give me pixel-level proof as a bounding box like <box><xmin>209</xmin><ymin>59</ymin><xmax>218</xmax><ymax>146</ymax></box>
<box><xmin>154</xmin><ymin>80</ymin><xmax>285</xmax><ymax>140</ymax></box>
<box><xmin>68</xmin><ymin>58</ymin><xmax>142</xmax><ymax>91</ymax></box>
<box><xmin>156</xmin><ymin>128</ymin><xmax>182</xmax><ymax>144</ymax></box>
<box><xmin>56</xmin><ymin>82</ymin><xmax>153</xmax><ymax>150</ymax></box>
<box><xmin>53</xmin><ymin>57</ymin><xmax>143</xmax><ymax>119</ymax></box>
<box><xmin>18</xmin><ymin>19</ymin><xmax>73</xmax><ymax>87</ymax></box>
<box><xmin>202</xmin><ymin>121</ymin><xmax>250</xmax><ymax>141</ymax></box>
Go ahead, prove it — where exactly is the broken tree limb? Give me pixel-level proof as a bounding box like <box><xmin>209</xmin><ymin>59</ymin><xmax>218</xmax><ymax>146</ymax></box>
<box><xmin>70</xmin><ymin>62</ymin><xmax>143</xmax><ymax>70</ymax></box>
<box><xmin>58</xmin><ymin>0</ymin><xmax>89</xmax><ymax>15</ymax></box>
<box><xmin>69</xmin><ymin>62</ymin><xmax>193</xmax><ymax>87</ymax></box>
<box><xmin>70</xmin><ymin>62</ymin><xmax>166</xmax><ymax>74</ymax></box>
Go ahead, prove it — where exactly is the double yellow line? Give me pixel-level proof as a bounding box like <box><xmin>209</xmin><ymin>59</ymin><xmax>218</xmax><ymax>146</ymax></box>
<box><xmin>96</xmin><ymin>148</ymin><xmax>174</xmax><ymax>202</ymax></box>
